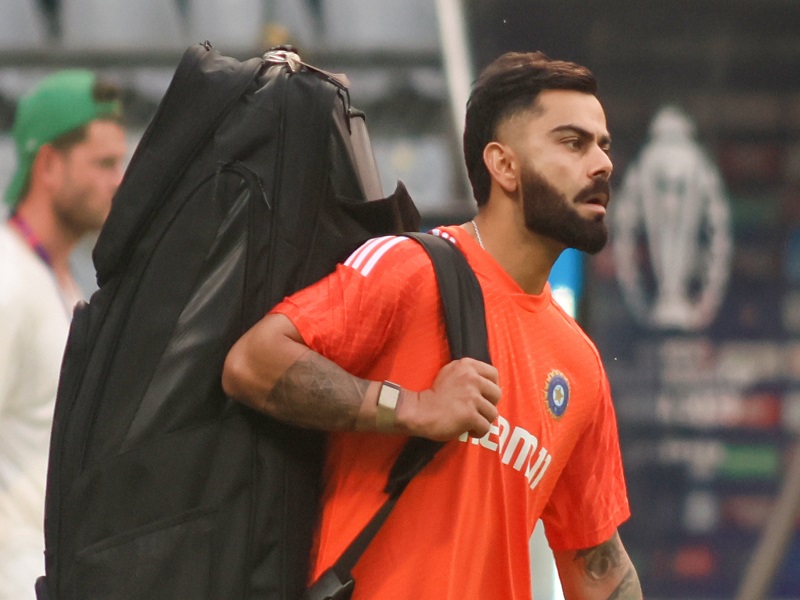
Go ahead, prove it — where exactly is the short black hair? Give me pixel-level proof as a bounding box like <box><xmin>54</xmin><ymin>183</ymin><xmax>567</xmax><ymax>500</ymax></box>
<box><xmin>463</xmin><ymin>52</ymin><xmax>598</xmax><ymax>206</ymax></box>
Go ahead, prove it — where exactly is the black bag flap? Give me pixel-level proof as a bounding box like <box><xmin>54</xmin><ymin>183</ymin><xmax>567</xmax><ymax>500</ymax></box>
<box><xmin>93</xmin><ymin>43</ymin><xmax>262</xmax><ymax>285</ymax></box>
<box><xmin>339</xmin><ymin>180</ymin><xmax>420</xmax><ymax>235</ymax></box>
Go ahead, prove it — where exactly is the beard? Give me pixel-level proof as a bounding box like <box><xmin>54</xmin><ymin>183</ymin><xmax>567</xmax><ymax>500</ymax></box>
<box><xmin>521</xmin><ymin>165</ymin><xmax>610</xmax><ymax>255</ymax></box>
<box><xmin>53</xmin><ymin>181</ymin><xmax>110</xmax><ymax>237</ymax></box>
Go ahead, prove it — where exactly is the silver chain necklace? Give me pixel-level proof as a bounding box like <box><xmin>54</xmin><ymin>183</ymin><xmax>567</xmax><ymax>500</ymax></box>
<box><xmin>471</xmin><ymin>219</ymin><xmax>485</xmax><ymax>250</ymax></box>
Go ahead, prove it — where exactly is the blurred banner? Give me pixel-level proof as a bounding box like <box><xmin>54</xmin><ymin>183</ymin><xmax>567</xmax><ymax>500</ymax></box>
<box><xmin>587</xmin><ymin>82</ymin><xmax>799</xmax><ymax>600</ymax></box>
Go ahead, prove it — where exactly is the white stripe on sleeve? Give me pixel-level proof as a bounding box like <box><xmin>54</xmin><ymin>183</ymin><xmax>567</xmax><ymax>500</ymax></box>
<box><xmin>343</xmin><ymin>236</ymin><xmax>410</xmax><ymax>277</ymax></box>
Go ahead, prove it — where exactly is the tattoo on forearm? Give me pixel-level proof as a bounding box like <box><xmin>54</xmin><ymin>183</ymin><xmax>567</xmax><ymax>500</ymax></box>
<box><xmin>575</xmin><ymin>537</ymin><xmax>622</xmax><ymax>581</ymax></box>
<box><xmin>608</xmin><ymin>567</ymin><xmax>642</xmax><ymax>600</ymax></box>
<box><xmin>573</xmin><ymin>533</ymin><xmax>643</xmax><ymax>600</ymax></box>
<box><xmin>269</xmin><ymin>352</ymin><xmax>370</xmax><ymax>429</ymax></box>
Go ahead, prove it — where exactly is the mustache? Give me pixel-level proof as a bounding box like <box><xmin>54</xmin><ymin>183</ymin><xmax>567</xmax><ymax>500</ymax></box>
<box><xmin>573</xmin><ymin>178</ymin><xmax>611</xmax><ymax>204</ymax></box>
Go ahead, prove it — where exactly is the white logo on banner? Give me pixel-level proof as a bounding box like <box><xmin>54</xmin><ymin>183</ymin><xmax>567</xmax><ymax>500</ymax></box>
<box><xmin>612</xmin><ymin>106</ymin><xmax>733</xmax><ymax>331</ymax></box>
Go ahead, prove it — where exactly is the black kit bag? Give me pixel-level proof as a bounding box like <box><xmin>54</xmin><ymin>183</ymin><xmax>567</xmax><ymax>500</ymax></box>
<box><xmin>37</xmin><ymin>43</ymin><xmax>421</xmax><ymax>600</ymax></box>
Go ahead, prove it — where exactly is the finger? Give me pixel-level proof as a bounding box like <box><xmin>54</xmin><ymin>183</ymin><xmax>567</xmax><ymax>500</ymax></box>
<box><xmin>476</xmin><ymin>397</ymin><xmax>499</xmax><ymax>424</ymax></box>
<box><xmin>463</xmin><ymin>400</ymin><xmax>497</xmax><ymax>439</ymax></box>
<box><xmin>461</xmin><ymin>358</ymin><xmax>499</xmax><ymax>384</ymax></box>
<box><xmin>466</xmin><ymin>417</ymin><xmax>491</xmax><ymax>440</ymax></box>
<box><xmin>478</xmin><ymin>378</ymin><xmax>502</xmax><ymax>405</ymax></box>
<box><xmin>451</xmin><ymin>361</ymin><xmax>500</xmax><ymax>397</ymax></box>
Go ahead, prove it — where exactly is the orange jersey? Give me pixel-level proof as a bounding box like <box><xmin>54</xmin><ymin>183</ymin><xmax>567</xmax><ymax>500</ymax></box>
<box><xmin>273</xmin><ymin>226</ymin><xmax>630</xmax><ymax>599</ymax></box>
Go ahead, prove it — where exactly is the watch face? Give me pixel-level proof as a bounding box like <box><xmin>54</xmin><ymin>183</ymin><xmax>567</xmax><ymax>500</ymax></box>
<box><xmin>378</xmin><ymin>382</ymin><xmax>400</xmax><ymax>409</ymax></box>
<box><xmin>376</xmin><ymin>382</ymin><xmax>401</xmax><ymax>430</ymax></box>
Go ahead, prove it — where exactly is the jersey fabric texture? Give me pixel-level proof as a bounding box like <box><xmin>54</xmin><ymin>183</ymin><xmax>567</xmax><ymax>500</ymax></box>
<box><xmin>0</xmin><ymin>223</ymin><xmax>71</xmax><ymax>600</ymax></box>
<box><xmin>273</xmin><ymin>225</ymin><xmax>630</xmax><ymax>600</ymax></box>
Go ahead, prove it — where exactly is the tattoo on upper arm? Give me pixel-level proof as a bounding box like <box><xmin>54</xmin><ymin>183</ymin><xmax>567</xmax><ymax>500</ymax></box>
<box><xmin>269</xmin><ymin>352</ymin><xmax>370</xmax><ymax>429</ymax></box>
<box><xmin>574</xmin><ymin>536</ymin><xmax>622</xmax><ymax>581</ymax></box>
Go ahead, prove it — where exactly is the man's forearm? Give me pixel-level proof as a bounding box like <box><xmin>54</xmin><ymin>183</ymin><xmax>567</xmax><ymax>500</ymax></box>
<box><xmin>266</xmin><ymin>349</ymin><xmax>374</xmax><ymax>430</ymax></box>
<box><xmin>573</xmin><ymin>534</ymin><xmax>642</xmax><ymax>600</ymax></box>
<box><xmin>606</xmin><ymin>568</ymin><xmax>641</xmax><ymax>600</ymax></box>
<box><xmin>222</xmin><ymin>313</ymin><xmax>500</xmax><ymax>439</ymax></box>
<box><xmin>223</xmin><ymin>313</ymin><xmax>387</xmax><ymax>431</ymax></box>
<box><xmin>555</xmin><ymin>531</ymin><xmax>643</xmax><ymax>600</ymax></box>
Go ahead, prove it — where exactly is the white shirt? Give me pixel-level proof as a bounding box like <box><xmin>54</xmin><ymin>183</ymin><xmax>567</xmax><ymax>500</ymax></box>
<box><xmin>0</xmin><ymin>222</ymin><xmax>72</xmax><ymax>599</ymax></box>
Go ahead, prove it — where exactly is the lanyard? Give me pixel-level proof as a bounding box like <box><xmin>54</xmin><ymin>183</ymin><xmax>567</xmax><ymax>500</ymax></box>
<box><xmin>8</xmin><ymin>214</ymin><xmax>54</xmax><ymax>268</ymax></box>
<box><xmin>7</xmin><ymin>214</ymin><xmax>77</xmax><ymax>316</ymax></box>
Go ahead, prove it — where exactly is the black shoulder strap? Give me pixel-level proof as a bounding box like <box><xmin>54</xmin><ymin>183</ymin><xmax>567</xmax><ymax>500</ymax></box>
<box><xmin>303</xmin><ymin>232</ymin><xmax>490</xmax><ymax>600</ymax></box>
<box><xmin>404</xmin><ymin>233</ymin><xmax>491</xmax><ymax>363</ymax></box>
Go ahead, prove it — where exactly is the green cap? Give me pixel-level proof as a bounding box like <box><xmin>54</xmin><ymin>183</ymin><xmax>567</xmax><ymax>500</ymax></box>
<box><xmin>5</xmin><ymin>69</ymin><xmax>121</xmax><ymax>209</ymax></box>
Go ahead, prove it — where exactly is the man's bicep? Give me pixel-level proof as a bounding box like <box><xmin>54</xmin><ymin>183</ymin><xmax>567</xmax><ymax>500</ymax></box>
<box><xmin>552</xmin><ymin>530</ymin><xmax>642</xmax><ymax>600</ymax></box>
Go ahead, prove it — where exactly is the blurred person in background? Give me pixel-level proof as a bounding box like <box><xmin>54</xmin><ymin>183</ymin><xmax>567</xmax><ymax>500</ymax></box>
<box><xmin>223</xmin><ymin>51</ymin><xmax>641</xmax><ymax>599</ymax></box>
<box><xmin>0</xmin><ymin>70</ymin><xmax>126</xmax><ymax>599</ymax></box>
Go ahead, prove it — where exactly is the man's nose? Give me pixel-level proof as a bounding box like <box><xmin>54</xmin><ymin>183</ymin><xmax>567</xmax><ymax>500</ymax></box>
<box><xmin>590</xmin><ymin>147</ymin><xmax>613</xmax><ymax>180</ymax></box>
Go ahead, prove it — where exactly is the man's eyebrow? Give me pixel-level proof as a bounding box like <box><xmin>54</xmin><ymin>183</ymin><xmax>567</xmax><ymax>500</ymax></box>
<box><xmin>551</xmin><ymin>125</ymin><xmax>612</xmax><ymax>147</ymax></box>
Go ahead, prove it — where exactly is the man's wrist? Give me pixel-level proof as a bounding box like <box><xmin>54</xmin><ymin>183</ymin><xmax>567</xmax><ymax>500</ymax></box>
<box><xmin>376</xmin><ymin>381</ymin><xmax>401</xmax><ymax>431</ymax></box>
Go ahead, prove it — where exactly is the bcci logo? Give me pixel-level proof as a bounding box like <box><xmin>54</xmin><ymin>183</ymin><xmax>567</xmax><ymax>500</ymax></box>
<box><xmin>545</xmin><ymin>371</ymin><xmax>569</xmax><ymax>419</ymax></box>
<box><xmin>611</xmin><ymin>106</ymin><xmax>733</xmax><ymax>331</ymax></box>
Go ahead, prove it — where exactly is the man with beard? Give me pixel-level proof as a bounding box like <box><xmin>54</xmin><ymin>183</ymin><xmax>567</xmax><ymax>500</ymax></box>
<box><xmin>223</xmin><ymin>52</ymin><xmax>641</xmax><ymax>599</ymax></box>
<box><xmin>0</xmin><ymin>70</ymin><xmax>126</xmax><ymax>599</ymax></box>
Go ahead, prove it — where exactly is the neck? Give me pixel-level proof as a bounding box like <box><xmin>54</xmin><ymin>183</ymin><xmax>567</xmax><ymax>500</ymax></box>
<box><xmin>464</xmin><ymin>207</ymin><xmax>562</xmax><ymax>295</ymax></box>
<box><xmin>12</xmin><ymin>200</ymin><xmax>80</xmax><ymax>284</ymax></box>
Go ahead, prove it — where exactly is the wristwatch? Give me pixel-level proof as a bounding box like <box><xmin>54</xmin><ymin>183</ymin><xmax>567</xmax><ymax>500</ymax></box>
<box><xmin>376</xmin><ymin>381</ymin><xmax>401</xmax><ymax>431</ymax></box>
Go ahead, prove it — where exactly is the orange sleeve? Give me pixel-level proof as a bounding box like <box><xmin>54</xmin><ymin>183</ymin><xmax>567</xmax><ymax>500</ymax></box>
<box><xmin>540</xmin><ymin>371</ymin><xmax>631</xmax><ymax>551</ymax></box>
<box><xmin>271</xmin><ymin>236</ymin><xmax>440</xmax><ymax>377</ymax></box>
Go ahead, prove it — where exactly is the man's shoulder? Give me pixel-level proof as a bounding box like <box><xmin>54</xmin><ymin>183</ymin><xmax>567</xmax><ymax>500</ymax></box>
<box><xmin>342</xmin><ymin>232</ymin><xmax>459</xmax><ymax>280</ymax></box>
<box><xmin>342</xmin><ymin>235</ymin><xmax>419</xmax><ymax>277</ymax></box>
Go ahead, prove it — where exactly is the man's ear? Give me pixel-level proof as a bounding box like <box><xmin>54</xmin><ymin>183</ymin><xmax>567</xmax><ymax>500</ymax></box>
<box><xmin>483</xmin><ymin>141</ymin><xmax>518</xmax><ymax>194</ymax></box>
<box><xmin>29</xmin><ymin>144</ymin><xmax>65</xmax><ymax>192</ymax></box>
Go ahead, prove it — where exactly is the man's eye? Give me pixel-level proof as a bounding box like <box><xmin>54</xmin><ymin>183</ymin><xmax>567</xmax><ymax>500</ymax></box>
<box><xmin>564</xmin><ymin>139</ymin><xmax>581</xmax><ymax>149</ymax></box>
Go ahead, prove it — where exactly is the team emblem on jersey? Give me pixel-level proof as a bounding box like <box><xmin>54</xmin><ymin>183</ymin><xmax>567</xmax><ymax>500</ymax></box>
<box><xmin>545</xmin><ymin>370</ymin><xmax>570</xmax><ymax>419</ymax></box>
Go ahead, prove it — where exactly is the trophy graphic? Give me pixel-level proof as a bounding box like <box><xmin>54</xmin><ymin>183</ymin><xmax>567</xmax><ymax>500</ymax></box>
<box><xmin>612</xmin><ymin>106</ymin><xmax>732</xmax><ymax>331</ymax></box>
